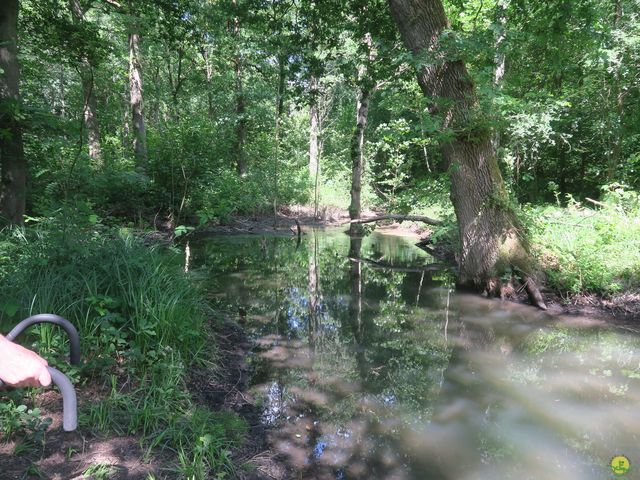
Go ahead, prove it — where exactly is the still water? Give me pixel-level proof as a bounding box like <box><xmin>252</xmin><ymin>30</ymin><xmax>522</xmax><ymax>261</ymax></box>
<box><xmin>193</xmin><ymin>229</ymin><xmax>640</xmax><ymax>480</ymax></box>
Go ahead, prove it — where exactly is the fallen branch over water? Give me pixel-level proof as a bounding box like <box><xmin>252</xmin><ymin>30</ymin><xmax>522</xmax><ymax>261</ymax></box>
<box><xmin>349</xmin><ymin>257</ymin><xmax>447</xmax><ymax>272</ymax></box>
<box><xmin>346</xmin><ymin>214</ymin><xmax>442</xmax><ymax>226</ymax></box>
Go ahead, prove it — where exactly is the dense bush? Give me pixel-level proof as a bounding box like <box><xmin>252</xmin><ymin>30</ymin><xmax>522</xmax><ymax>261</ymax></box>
<box><xmin>0</xmin><ymin>211</ymin><xmax>244</xmax><ymax>477</ymax></box>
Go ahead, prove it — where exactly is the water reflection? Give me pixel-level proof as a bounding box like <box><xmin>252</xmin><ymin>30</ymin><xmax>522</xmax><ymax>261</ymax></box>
<box><xmin>193</xmin><ymin>230</ymin><xmax>640</xmax><ymax>480</ymax></box>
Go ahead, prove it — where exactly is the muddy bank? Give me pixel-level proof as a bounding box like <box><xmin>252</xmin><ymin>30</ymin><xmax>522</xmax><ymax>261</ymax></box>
<box><xmin>188</xmin><ymin>317</ymin><xmax>288</xmax><ymax>480</ymax></box>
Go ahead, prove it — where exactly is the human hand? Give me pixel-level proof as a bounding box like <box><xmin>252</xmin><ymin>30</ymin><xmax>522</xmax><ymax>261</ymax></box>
<box><xmin>0</xmin><ymin>335</ymin><xmax>52</xmax><ymax>388</ymax></box>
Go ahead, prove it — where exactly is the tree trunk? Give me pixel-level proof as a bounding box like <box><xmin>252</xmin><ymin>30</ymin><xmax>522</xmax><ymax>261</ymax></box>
<box><xmin>348</xmin><ymin>82</ymin><xmax>371</xmax><ymax>234</ymax></box>
<box><xmin>201</xmin><ymin>46</ymin><xmax>215</xmax><ymax>119</ymax></box>
<box><xmin>128</xmin><ymin>30</ymin><xmax>148</xmax><ymax>163</ymax></box>
<box><xmin>492</xmin><ymin>0</ymin><xmax>508</xmax><ymax>152</ymax></box>
<box><xmin>232</xmin><ymin>0</ymin><xmax>246</xmax><ymax>176</ymax></box>
<box><xmin>233</xmin><ymin>55</ymin><xmax>247</xmax><ymax>176</ymax></box>
<box><xmin>0</xmin><ymin>0</ymin><xmax>26</xmax><ymax>225</ymax></box>
<box><xmin>608</xmin><ymin>0</ymin><xmax>623</xmax><ymax>182</ymax></box>
<box><xmin>309</xmin><ymin>74</ymin><xmax>320</xmax><ymax>216</ymax></box>
<box><xmin>273</xmin><ymin>54</ymin><xmax>286</xmax><ymax>228</ymax></box>
<box><xmin>70</xmin><ymin>0</ymin><xmax>102</xmax><ymax>166</ymax></box>
<box><xmin>388</xmin><ymin>0</ymin><xmax>545</xmax><ymax>308</ymax></box>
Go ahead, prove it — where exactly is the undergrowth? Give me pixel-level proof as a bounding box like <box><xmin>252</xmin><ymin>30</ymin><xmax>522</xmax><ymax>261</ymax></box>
<box><xmin>528</xmin><ymin>187</ymin><xmax>640</xmax><ymax>294</ymax></box>
<box><xmin>0</xmin><ymin>207</ymin><xmax>245</xmax><ymax>479</ymax></box>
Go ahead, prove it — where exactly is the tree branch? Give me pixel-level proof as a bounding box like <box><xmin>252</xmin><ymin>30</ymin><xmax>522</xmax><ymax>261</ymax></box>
<box><xmin>345</xmin><ymin>214</ymin><xmax>442</xmax><ymax>226</ymax></box>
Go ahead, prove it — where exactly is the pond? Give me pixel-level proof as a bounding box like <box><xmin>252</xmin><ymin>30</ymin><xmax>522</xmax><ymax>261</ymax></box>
<box><xmin>193</xmin><ymin>229</ymin><xmax>640</xmax><ymax>480</ymax></box>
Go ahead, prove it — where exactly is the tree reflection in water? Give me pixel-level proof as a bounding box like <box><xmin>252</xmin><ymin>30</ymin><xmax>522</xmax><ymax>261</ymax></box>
<box><xmin>193</xmin><ymin>229</ymin><xmax>640</xmax><ymax>480</ymax></box>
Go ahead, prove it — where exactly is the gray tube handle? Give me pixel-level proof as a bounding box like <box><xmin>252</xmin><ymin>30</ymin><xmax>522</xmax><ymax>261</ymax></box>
<box><xmin>5</xmin><ymin>314</ymin><xmax>81</xmax><ymax>365</ymax></box>
<box><xmin>0</xmin><ymin>367</ymin><xmax>78</xmax><ymax>431</ymax></box>
<box><xmin>47</xmin><ymin>367</ymin><xmax>78</xmax><ymax>431</ymax></box>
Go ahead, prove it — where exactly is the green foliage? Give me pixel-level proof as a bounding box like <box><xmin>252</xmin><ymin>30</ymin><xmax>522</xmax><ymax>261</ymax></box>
<box><xmin>0</xmin><ymin>212</ymin><xmax>246</xmax><ymax>478</ymax></box>
<box><xmin>0</xmin><ymin>400</ymin><xmax>52</xmax><ymax>444</ymax></box>
<box><xmin>529</xmin><ymin>191</ymin><xmax>640</xmax><ymax>294</ymax></box>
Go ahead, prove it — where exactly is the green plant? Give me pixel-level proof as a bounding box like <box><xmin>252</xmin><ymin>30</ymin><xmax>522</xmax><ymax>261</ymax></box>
<box><xmin>0</xmin><ymin>401</ymin><xmax>52</xmax><ymax>444</ymax></box>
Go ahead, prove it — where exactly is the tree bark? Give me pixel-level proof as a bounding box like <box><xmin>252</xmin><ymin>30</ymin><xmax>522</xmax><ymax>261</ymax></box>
<box><xmin>201</xmin><ymin>46</ymin><xmax>215</xmax><ymax>119</ymax></box>
<box><xmin>388</xmin><ymin>0</ymin><xmax>546</xmax><ymax>308</ymax></box>
<box><xmin>128</xmin><ymin>30</ymin><xmax>148</xmax><ymax>163</ymax></box>
<box><xmin>309</xmin><ymin>74</ymin><xmax>320</xmax><ymax>216</ymax></box>
<box><xmin>273</xmin><ymin>54</ymin><xmax>287</xmax><ymax>228</ymax></box>
<box><xmin>0</xmin><ymin>0</ymin><xmax>26</xmax><ymax>225</ymax></box>
<box><xmin>70</xmin><ymin>0</ymin><xmax>102</xmax><ymax>166</ymax></box>
<box><xmin>608</xmin><ymin>0</ymin><xmax>624</xmax><ymax>182</ymax></box>
<box><xmin>232</xmin><ymin>0</ymin><xmax>246</xmax><ymax>176</ymax></box>
<box><xmin>348</xmin><ymin>86</ymin><xmax>370</xmax><ymax>228</ymax></box>
<box><xmin>348</xmin><ymin>39</ymin><xmax>374</xmax><ymax>236</ymax></box>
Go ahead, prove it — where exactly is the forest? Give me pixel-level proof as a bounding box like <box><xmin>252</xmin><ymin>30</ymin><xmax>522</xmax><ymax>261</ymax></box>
<box><xmin>1</xmin><ymin>0</ymin><xmax>639</xmax><ymax>478</ymax></box>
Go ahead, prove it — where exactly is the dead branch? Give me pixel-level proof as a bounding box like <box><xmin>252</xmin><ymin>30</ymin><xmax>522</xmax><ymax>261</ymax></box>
<box><xmin>345</xmin><ymin>214</ymin><xmax>442</xmax><ymax>226</ymax></box>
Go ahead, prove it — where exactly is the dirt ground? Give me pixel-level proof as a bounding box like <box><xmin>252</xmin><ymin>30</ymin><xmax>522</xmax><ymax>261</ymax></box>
<box><xmin>0</xmin><ymin>391</ymin><xmax>159</xmax><ymax>480</ymax></box>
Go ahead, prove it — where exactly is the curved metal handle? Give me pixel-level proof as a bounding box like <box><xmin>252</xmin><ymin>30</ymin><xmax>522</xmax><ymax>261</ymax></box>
<box><xmin>1</xmin><ymin>314</ymin><xmax>80</xmax><ymax>431</ymax></box>
<box><xmin>0</xmin><ymin>367</ymin><xmax>78</xmax><ymax>432</ymax></box>
<box><xmin>5</xmin><ymin>314</ymin><xmax>81</xmax><ymax>365</ymax></box>
<box><xmin>48</xmin><ymin>367</ymin><xmax>78</xmax><ymax>431</ymax></box>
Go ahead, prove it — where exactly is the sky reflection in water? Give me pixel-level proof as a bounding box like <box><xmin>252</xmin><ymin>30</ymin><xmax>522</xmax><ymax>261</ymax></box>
<box><xmin>194</xmin><ymin>229</ymin><xmax>640</xmax><ymax>480</ymax></box>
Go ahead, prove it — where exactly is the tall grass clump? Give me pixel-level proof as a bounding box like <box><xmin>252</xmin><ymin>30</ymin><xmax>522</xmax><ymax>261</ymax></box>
<box><xmin>0</xmin><ymin>208</ymin><xmax>245</xmax><ymax>478</ymax></box>
<box><xmin>528</xmin><ymin>186</ymin><xmax>640</xmax><ymax>294</ymax></box>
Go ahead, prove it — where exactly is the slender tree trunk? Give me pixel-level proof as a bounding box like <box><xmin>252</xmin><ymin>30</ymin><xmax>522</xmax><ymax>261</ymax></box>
<box><xmin>492</xmin><ymin>0</ymin><xmax>508</xmax><ymax>152</ymax></box>
<box><xmin>273</xmin><ymin>54</ymin><xmax>286</xmax><ymax>228</ymax></box>
<box><xmin>128</xmin><ymin>30</ymin><xmax>148</xmax><ymax>163</ymax></box>
<box><xmin>232</xmin><ymin>0</ymin><xmax>246</xmax><ymax>176</ymax></box>
<box><xmin>234</xmin><ymin>55</ymin><xmax>247</xmax><ymax>176</ymax></box>
<box><xmin>0</xmin><ymin>0</ymin><xmax>26</xmax><ymax>225</ymax></box>
<box><xmin>388</xmin><ymin>0</ymin><xmax>545</xmax><ymax>308</ymax></box>
<box><xmin>201</xmin><ymin>47</ymin><xmax>215</xmax><ymax>119</ymax></box>
<box><xmin>309</xmin><ymin>75</ymin><xmax>320</xmax><ymax>216</ymax></box>
<box><xmin>608</xmin><ymin>0</ymin><xmax>623</xmax><ymax>181</ymax></box>
<box><xmin>59</xmin><ymin>65</ymin><xmax>66</xmax><ymax>118</ymax></box>
<box><xmin>348</xmin><ymin>83</ymin><xmax>372</xmax><ymax>234</ymax></box>
<box><xmin>122</xmin><ymin>81</ymin><xmax>130</xmax><ymax>149</ymax></box>
<box><xmin>70</xmin><ymin>0</ymin><xmax>102</xmax><ymax>166</ymax></box>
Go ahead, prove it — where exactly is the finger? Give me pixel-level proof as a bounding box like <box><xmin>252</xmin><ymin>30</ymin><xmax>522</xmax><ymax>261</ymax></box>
<box><xmin>39</xmin><ymin>368</ymin><xmax>52</xmax><ymax>387</ymax></box>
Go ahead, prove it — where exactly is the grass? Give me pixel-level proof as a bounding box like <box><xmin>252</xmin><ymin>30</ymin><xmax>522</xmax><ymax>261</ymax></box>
<box><xmin>528</xmin><ymin>192</ymin><xmax>640</xmax><ymax>294</ymax></box>
<box><xmin>0</xmin><ymin>209</ymin><xmax>246</xmax><ymax>479</ymax></box>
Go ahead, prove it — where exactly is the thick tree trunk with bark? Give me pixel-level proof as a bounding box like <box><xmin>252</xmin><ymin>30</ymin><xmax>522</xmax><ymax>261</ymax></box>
<box><xmin>388</xmin><ymin>0</ymin><xmax>545</xmax><ymax>308</ymax></box>
<box><xmin>128</xmin><ymin>30</ymin><xmax>148</xmax><ymax>163</ymax></box>
<box><xmin>0</xmin><ymin>0</ymin><xmax>26</xmax><ymax>225</ymax></box>
<box><xmin>70</xmin><ymin>0</ymin><xmax>102</xmax><ymax>166</ymax></box>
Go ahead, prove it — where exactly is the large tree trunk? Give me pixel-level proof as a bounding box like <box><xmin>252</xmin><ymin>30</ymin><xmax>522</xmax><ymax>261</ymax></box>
<box><xmin>70</xmin><ymin>0</ymin><xmax>102</xmax><ymax>166</ymax></box>
<box><xmin>388</xmin><ymin>0</ymin><xmax>545</xmax><ymax>308</ymax></box>
<box><xmin>128</xmin><ymin>30</ymin><xmax>148</xmax><ymax>163</ymax></box>
<box><xmin>0</xmin><ymin>0</ymin><xmax>26</xmax><ymax>225</ymax></box>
